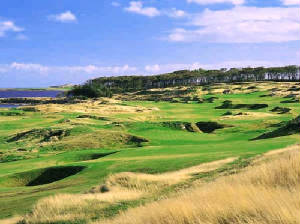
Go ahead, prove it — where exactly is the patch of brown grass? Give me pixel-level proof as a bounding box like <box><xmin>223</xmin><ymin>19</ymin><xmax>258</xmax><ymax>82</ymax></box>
<box><xmin>103</xmin><ymin>157</ymin><xmax>235</xmax><ymax>193</ymax></box>
<box><xmin>99</xmin><ymin>146</ymin><xmax>300</xmax><ymax>224</ymax></box>
<box><xmin>195</xmin><ymin>82</ymin><xmax>299</xmax><ymax>97</ymax></box>
<box><xmin>0</xmin><ymin>117</ymin><xmax>22</xmax><ymax>123</ymax></box>
<box><xmin>20</xmin><ymin>158</ymin><xmax>235</xmax><ymax>224</ymax></box>
<box><xmin>23</xmin><ymin>99</ymin><xmax>158</xmax><ymax>115</ymax></box>
<box><xmin>0</xmin><ymin>216</ymin><xmax>21</xmax><ymax>224</ymax></box>
<box><xmin>220</xmin><ymin>112</ymin><xmax>276</xmax><ymax>120</ymax></box>
<box><xmin>20</xmin><ymin>190</ymin><xmax>144</xmax><ymax>224</ymax></box>
<box><xmin>264</xmin><ymin>144</ymin><xmax>299</xmax><ymax>156</ymax></box>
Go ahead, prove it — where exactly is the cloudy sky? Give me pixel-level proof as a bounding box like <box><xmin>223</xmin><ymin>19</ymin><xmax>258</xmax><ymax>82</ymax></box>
<box><xmin>0</xmin><ymin>0</ymin><xmax>299</xmax><ymax>87</ymax></box>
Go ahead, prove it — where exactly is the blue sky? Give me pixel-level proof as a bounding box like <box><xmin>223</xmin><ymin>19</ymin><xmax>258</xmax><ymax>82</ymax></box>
<box><xmin>0</xmin><ymin>0</ymin><xmax>299</xmax><ymax>87</ymax></box>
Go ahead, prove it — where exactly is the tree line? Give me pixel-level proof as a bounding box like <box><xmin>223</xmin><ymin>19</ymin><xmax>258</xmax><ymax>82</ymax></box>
<box><xmin>68</xmin><ymin>65</ymin><xmax>300</xmax><ymax>97</ymax></box>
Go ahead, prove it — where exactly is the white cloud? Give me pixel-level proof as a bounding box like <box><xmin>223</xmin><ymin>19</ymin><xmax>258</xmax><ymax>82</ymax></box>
<box><xmin>167</xmin><ymin>6</ymin><xmax>300</xmax><ymax>43</ymax></box>
<box><xmin>124</xmin><ymin>2</ymin><xmax>187</xmax><ymax>18</ymax></box>
<box><xmin>281</xmin><ymin>0</ymin><xmax>300</xmax><ymax>5</ymax></box>
<box><xmin>187</xmin><ymin>0</ymin><xmax>244</xmax><ymax>5</ymax></box>
<box><xmin>168</xmin><ymin>28</ymin><xmax>188</xmax><ymax>42</ymax></box>
<box><xmin>145</xmin><ymin>63</ymin><xmax>208</xmax><ymax>74</ymax></box>
<box><xmin>0</xmin><ymin>62</ymin><xmax>139</xmax><ymax>87</ymax></box>
<box><xmin>60</xmin><ymin>64</ymin><xmax>137</xmax><ymax>74</ymax></box>
<box><xmin>4</xmin><ymin>63</ymin><xmax>137</xmax><ymax>75</ymax></box>
<box><xmin>125</xmin><ymin>1</ymin><xmax>160</xmax><ymax>17</ymax></box>
<box><xmin>165</xmin><ymin>8</ymin><xmax>186</xmax><ymax>18</ymax></box>
<box><xmin>112</xmin><ymin>1</ymin><xmax>121</xmax><ymax>7</ymax></box>
<box><xmin>10</xmin><ymin>62</ymin><xmax>49</xmax><ymax>74</ymax></box>
<box><xmin>0</xmin><ymin>20</ymin><xmax>23</xmax><ymax>37</ymax></box>
<box><xmin>145</xmin><ymin>64</ymin><xmax>160</xmax><ymax>72</ymax></box>
<box><xmin>48</xmin><ymin>11</ymin><xmax>77</xmax><ymax>23</ymax></box>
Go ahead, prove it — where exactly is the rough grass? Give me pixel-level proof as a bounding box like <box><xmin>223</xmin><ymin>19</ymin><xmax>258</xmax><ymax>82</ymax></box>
<box><xmin>220</xmin><ymin>111</ymin><xmax>275</xmax><ymax>120</ymax></box>
<box><xmin>7</xmin><ymin>128</ymin><xmax>148</xmax><ymax>151</ymax></box>
<box><xmin>19</xmin><ymin>158</ymin><xmax>236</xmax><ymax>224</ymax></box>
<box><xmin>52</xmin><ymin>130</ymin><xmax>148</xmax><ymax>150</ymax></box>
<box><xmin>19</xmin><ymin>191</ymin><xmax>142</xmax><ymax>223</ymax></box>
<box><xmin>102</xmin><ymin>157</ymin><xmax>235</xmax><ymax>193</ymax></box>
<box><xmin>21</xmin><ymin>99</ymin><xmax>158</xmax><ymax>115</ymax></box>
<box><xmin>7</xmin><ymin>128</ymin><xmax>71</xmax><ymax>143</ymax></box>
<box><xmin>98</xmin><ymin>146</ymin><xmax>300</xmax><ymax>224</ymax></box>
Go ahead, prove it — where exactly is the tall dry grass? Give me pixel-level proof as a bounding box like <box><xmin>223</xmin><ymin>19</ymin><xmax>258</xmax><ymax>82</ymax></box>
<box><xmin>20</xmin><ymin>188</ymin><xmax>144</xmax><ymax>223</ymax></box>
<box><xmin>20</xmin><ymin>147</ymin><xmax>300</xmax><ymax>224</ymax></box>
<box><xmin>27</xmin><ymin>99</ymin><xmax>157</xmax><ymax>115</ymax></box>
<box><xmin>98</xmin><ymin>148</ymin><xmax>300</xmax><ymax>224</ymax></box>
<box><xmin>20</xmin><ymin>157</ymin><xmax>235</xmax><ymax>224</ymax></box>
<box><xmin>103</xmin><ymin>157</ymin><xmax>235</xmax><ymax>193</ymax></box>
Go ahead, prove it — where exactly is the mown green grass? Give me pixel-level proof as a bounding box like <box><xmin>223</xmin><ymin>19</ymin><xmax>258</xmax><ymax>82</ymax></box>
<box><xmin>0</xmin><ymin>83</ymin><xmax>299</xmax><ymax>219</ymax></box>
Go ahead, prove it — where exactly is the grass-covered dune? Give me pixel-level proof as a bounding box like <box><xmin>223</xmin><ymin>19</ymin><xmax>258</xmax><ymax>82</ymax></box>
<box><xmin>0</xmin><ymin>81</ymin><xmax>299</xmax><ymax>223</ymax></box>
<box><xmin>96</xmin><ymin>145</ymin><xmax>300</xmax><ymax>224</ymax></box>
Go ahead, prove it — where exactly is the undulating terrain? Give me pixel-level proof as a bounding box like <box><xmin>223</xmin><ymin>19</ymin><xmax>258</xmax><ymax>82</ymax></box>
<box><xmin>0</xmin><ymin>81</ymin><xmax>299</xmax><ymax>224</ymax></box>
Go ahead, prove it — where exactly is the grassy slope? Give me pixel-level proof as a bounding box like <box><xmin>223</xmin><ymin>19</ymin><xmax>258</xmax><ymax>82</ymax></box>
<box><xmin>0</xmin><ymin>82</ymin><xmax>299</xmax><ymax>219</ymax></box>
<box><xmin>98</xmin><ymin>146</ymin><xmax>300</xmax><ymax>224</ymax></box>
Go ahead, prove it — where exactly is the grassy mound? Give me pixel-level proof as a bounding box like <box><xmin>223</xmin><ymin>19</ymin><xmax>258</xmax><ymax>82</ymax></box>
<box><xmin>252</xmin><ymin>115</ymin><xmax>300</xmax><ymax>140</ymax></box>
<box><xmin>7</xmin><ymin>128</ymin><xmax>71</xmax><ymax>143</ymax></box>
<box><xmin>76</xmin><ymin>114</ymin><xmax>110</xmax><ymax>121</ymax></box>
<box><xmin>283</xmin><ymin>94</ymin><xmax>298</xmax><ymax>98</ymax></box>
<box><xmin>222</xmin><ymin>111</ymin><xmax>233</xmax><ymax>116</ymax></box>
<box><xmin>203</xmin><ymin>97</ymin><xmax>219</xmax><ymax>103</ymax></box>
<box><xmin>160</xmin><ymin>122</ymin><xmax>201</xmax><ymax>132</ymax></box>
<box><xmin>6</xmin><ymin>126</ymin><xmax>148</xmax><ymax>151</ymax></box>
<box><xmin>195</xmin><ymin>122</ymin><xmax>227</xmax><ymax>133</ymax></box>
<box><xmin>288</xmin><ymin>86</ymin><xmax>300</xmax><ymax>91</ymax></box>
<box><xmin>47</xmin><ymin>130</ymin><xmax>149</xmax><ymax>151</ymax></box>
<box><xmin>0</xmin><ymin>110</ymin><xmax>24</xmax><ymax>116</ymax></box>
<box><xmin>160</xmin><ymin>121</ymin><xmax>229</xmax><ymax>133</ymax></box>
<box><xmin>270</xmin><ymin>106</ymin><xmax>291</xmax><ymax>114</ymax></box>
<box><xmin>259</xmin><ymin>93</ymin><xmax>274</xmax><ymax>97</ymax></box>
<box><xmin>0</xmin><ymin>166</ymin><xmax>85</xmax><ymax>187</ymax></box>
<box><xmin>280</xmin><ymin>98</ymin><xmax>299</xmax><ymax>103</ymax></box>
<box><xmin>215</xmin><ymin>100</ymin><xmax>268</xmax><ymax>110</ymax></box>
<box><xmin>127</xmin><ymin>135</ymin><xmax>149</xmax><ymax>146</ymax></box>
